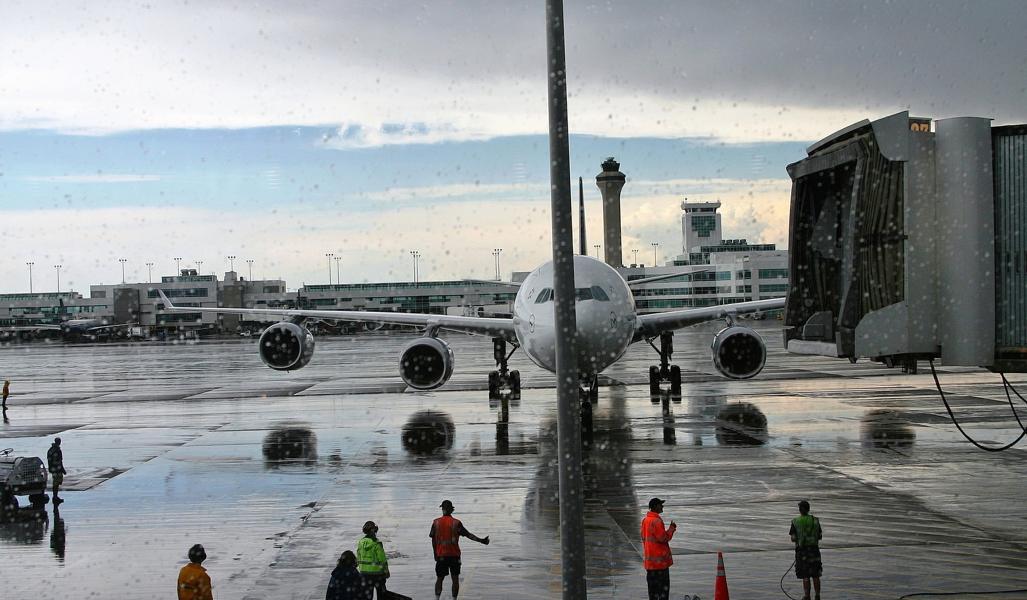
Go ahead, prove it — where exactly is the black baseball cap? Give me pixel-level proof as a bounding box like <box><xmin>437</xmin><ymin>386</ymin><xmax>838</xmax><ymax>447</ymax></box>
<box><xmin>648</xmin><ymin>497</ymin><xmax>665</xmax><ymax>509</ymax></box>
<box><xmin>440</xmin><ymin>500</ymin><xmax>454</xmax><ymax>509</ymax></box>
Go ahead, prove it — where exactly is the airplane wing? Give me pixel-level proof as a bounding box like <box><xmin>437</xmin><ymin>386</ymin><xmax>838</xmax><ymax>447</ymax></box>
<box><xmin>0</xmin><ymin>325</ymin><xmax>62</xmax><ymax>332</ymax></box>
<box><xmin>156</xmin><ymin>290</ymin><xmax>518</xmax><ymax>341</ymax></box>
<box><xmin>85</xmin><ymin>323</ymin><xmax>135</xmax><ymax>332</ymax></box>
<box><xmin>634</xmin><ymin>297</ymin><xmax>785</xmax><ymax>339</ymax></box>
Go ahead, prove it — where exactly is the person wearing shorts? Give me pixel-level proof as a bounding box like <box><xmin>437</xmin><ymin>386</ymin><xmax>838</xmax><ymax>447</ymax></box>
<box><xmin>429</xmin><ymin>500</ymin><xmax>490</xmax><ymax>600</ymax></box>
<box><xmin>789</xmin><ymin>500</ymin><xmax>823</xmax><ymax>600</ymax></box>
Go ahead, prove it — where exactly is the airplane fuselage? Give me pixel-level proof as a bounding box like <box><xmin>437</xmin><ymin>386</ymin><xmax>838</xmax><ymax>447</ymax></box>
<box><xmin>511</xmin><ymin>256</ymin><xmax>637</xmax><ymax>377</ymax></box>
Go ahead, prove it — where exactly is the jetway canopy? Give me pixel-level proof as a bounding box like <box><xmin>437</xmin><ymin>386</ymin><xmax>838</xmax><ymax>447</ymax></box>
<box><xmin>784</xmin><ymin>111</ymin><xmax>1027</xmax><ymax>373</ymax></box>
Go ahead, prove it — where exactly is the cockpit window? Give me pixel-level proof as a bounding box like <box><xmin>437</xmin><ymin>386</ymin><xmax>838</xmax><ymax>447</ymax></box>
<box><xmin>534</xmin><ymin>288</ymin><xmax>552</xmax><ymax>304</ymax></box>
<box><xmin>591</xmin><ymin>286</ymin><xmax>610</xmax><ymax>301</ymax></box>
<box><xmin>574</xmin><ymin>287</ymin><xmax>593</xmax><ymax>301</ymax></box>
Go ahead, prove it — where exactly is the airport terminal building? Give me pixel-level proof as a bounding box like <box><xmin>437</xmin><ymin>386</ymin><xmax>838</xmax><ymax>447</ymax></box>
<box><xmin>1</xmin><ymin>162</ymin><xmax>788</xmax><ymax>338</ymax></box>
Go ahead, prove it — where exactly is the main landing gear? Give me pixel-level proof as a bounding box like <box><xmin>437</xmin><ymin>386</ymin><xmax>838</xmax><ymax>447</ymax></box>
<box><xmin>488</xmin><ymin>338</ymin><xmax>521</xmax><ymax>399</ymax></box>
<box><xmin>647</xmin><ymin>332</ymin><xmax>682</xmax><ymax>395</ymax></box>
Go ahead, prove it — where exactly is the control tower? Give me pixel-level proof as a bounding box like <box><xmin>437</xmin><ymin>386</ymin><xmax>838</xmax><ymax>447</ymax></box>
<box><xmin>681</xmin><ymin>199</ymin><xmax>723</xmax><ymax>254</ymax></box>
<box><xmin>595</xmin><ymin>157</ymin><xmax>626</xmax><ymax>268</ymax></box>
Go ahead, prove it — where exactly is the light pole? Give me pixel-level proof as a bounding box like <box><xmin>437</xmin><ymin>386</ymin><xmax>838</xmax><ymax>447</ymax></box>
<box><xmin>119</xmin><ymin>258</ymin><xmax>127</xmax><ymax>283</ymax></box>
<box><xmin>227</xmin><ymin>255</ymin><xmax>236</xmax><ymax>273</ymax></box>
<box><xmin>593</xmin><ymin>244</ymin><xmax>601</xmax><ymax>259</ymax></box>
<box><xmin>146</xmin><ymin>262</ymin><xmax>154</xmax><ymax>284</ymax></box>
<box><xmin>26</xmin><ymin>262</ymin><xmax>34</xmax><ymax>293</ymax></box>
<box><xmin>334</xmin><ymin>256</ymin><xmax>341</xmax><ymax>284</ymax></box>
<box><xmin>632</xmin><ymin>249</ymin><xmax>639</xmax><ymax>266</ymax></box>
<box><xmin>410</xmin><ymin>250</ymin><xmax>420</xmax><ymax>283</ymax></box>
<box><xmin>651</xmin><ymin>242</ymin><xmax>659</xmax><ymax>267</ymax></box>
<box><xmin>325</xmin><ymin>253</ymin><xmax>334</xmax><ymax>284</ymax></box>
<box><xmin>54</xmin><ymin>264</ymin><xmax>62</xmax><ymax>293</ymax></box>
<box><xmin>246</xmin><ymin>259</ymin><xmax>254</xmax><ymax>281</ymax></box>
<box><xmin>493</xmin><ymin>248</ymin><xmax>503</xmax><ymax>280</ymax></box>
<box><xmin>174</xmin><ymin>257</ymin><xmax>182</xmax><ymax>275</ymax></box>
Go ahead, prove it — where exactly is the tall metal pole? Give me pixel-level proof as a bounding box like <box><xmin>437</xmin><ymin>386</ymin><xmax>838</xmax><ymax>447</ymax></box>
<box><xmin>54</xmin><ymin>264</ymin><xmax>61</xmax><ymax>293</ymax></box>
<box><xmin>227</xmin><ymin>255</ymin><xmax>236</xmax><ymax>273</ymax></box>
<box><xmin>146</xmin><ymin>262</ymin><xmax>154</xmax><ymax>284</ymax></box>
<box><xmin>410</xmin><ymin>251</ymin><xmax>420</xmax><ymax>283</ymax></box>
<box><xmin>174</xmin><ymin>257</ymin><xmax>182</xmax><ymax>275</ymax></box>
<box><xmin>632</xmin><ymin>249</ymin><xmax>639</xmax><ymax>266</ymax></box>
<box><xmin>593</xmin><ymin>244</ymin><xmax>600</xmax><ymax>259</ymax></box>
<box><xmin>26</xmin><ymin>262</ymin><xmax>34</xmax><ymax>293</ymax></box>
<box><xmin>196</xmin><ymin>260</ymin><xmax>204</xmax><ymax>276</ymax></box>
<box><xmin>334</xmin><ymin>256</ymin><xmax>341</xmax><ymax>284</ymax></box>
<box><xmin>325</xmin><ymin>252</ymin><xmax>334</xmax><ymax>285</ymax></box>
<box><xmin>651</xmin><ymin>241</ymin><xmax>659</xmax><ymax>266</ymax></box>
<box><xmin>247</xmin><ymin>259</ymin><xmax>254</xmax><ymax>281</ymax></box>
<box><xmin>545</xmin><ymin>1</ymin><xmax>586</xmax><ymax>597</ymax></box>
<box><xmin>578</xmin><ymin>177</ymin><xmax>587</xmax><ymax>255</ymax></box>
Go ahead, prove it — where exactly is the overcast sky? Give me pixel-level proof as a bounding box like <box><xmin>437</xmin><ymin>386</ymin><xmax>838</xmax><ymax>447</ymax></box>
<box><xmin>1</xmin><ymin>1</ymin><xmax>1025</xmax><ymax>291</ymax></box>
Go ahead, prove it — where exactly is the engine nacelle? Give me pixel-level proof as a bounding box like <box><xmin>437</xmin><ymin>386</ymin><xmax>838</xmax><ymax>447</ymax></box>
<box><xmin>711</xmin><ymin>325</ymin><xmax>767</xmax><ymax>379</ymax></box>
<box><xmin>258</xmin><ymin>322</ymin><xmax>315</xmax><ymax>371</ymax></box>
<box><xmin>399</xmin><ymin>337</ymin><xmax>455</xmax><ymax>390</ymax></box>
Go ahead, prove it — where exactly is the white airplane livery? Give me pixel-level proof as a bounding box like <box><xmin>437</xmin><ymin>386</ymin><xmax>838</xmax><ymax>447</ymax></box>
<box><xmin>157</xmin><ymin>255</ymin><xmax>784</xmax><ymax>399</ymax></box>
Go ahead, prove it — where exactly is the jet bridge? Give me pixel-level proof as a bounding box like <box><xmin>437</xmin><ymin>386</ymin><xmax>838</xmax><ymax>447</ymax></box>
<box><xmin>784</xmin><ymin>111</ymin><xmax>1027</xmax><ymax>373</ymax></box>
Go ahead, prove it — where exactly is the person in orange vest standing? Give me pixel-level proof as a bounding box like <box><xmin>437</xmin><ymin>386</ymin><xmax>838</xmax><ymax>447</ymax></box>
<box><xmin>177</xmin><ymin>544</ymin><xmax>213</xmax><ymax>600</ymax></box>
<box><xmin>641</xmin><ymin>497</ymin><xmax>677</xmax><ymax>600</ymax></box>
<box><xmin>429</xmin><ymin>499</ymin><xmax>490</xmax><ymax>600</ymax></box>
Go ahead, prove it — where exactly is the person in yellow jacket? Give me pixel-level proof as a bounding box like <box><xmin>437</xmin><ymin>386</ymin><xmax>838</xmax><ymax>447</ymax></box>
<box><xmin>357</xmin><ymin>521</ymin><xmax>389</xmax><ymax>598</ymax></box>
<box><xmin>177</xmin><ymin>544</ymin><xmax>213</xmax><ymax>600</ymax></box>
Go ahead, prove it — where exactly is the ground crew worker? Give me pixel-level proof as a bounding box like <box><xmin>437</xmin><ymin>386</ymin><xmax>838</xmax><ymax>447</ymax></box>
<box><xmin>429</xmin><ymin>499</ymin><xmax>490</xmax><ymax>600</ymax></box>
<box><xmin>47</xmin><ymin>437</ymin><xmax>67</xmax><ymax>503</ymax></box>
<box><xmin>326</xmin><ymin>550</ymin><xmax>369</xmax><ymax>600</ymax></box>
<box><xmin>177</xmin><ymin>544</ymin><xmax>213</xmax><ymax>600</ymax></box>
<box><xmin>2</xmin><ymin>379</ymin><xmax>9</xmax><ymax>410</ymax></box>
<box><xmin>640</xmin><ymin>497</ymin><xmax>677</xmax><ymax>600</ymax></box>
<box><xmin>789</xmin><ymin>500</ymin><xmax>824</xmax><ymax>600</ymax></box>
<box><xmin>356</xmin><ymin>521</ymin><xmax>390</xmax><ymax>598</ymax></box>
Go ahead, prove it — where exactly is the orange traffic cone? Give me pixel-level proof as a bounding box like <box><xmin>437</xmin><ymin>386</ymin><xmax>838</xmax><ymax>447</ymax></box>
<box><xmin>714</xmin><ymin>551</ymin><xmax>730</xmax><ymax>600</ymax></box>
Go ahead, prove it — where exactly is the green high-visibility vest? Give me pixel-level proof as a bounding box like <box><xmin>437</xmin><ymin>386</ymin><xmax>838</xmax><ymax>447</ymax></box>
<box><xmin>357</xmin><ymin>536</ymin><xmax>388</xmax><ymax>574</ymax></box>
<box><xmin>792</xmin><ymin>515</ymin><xmax>821</xmax><ymax>548</ymax></box>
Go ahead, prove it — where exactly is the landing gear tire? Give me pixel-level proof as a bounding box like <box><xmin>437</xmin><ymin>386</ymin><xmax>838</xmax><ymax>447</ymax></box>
<box><xmin>670</xmin><ymin>365</ymin><xmax>682</xmax><ymax>395</ymax></box>
<box><xmin>28</xmin><ymin>493</ymin><xmax>48</xmax><ymax>508</ymax></box>
<box><xmin>510</xmin><ymin>370</ymin><xmax>521</xmax><ymax>398</ymax></box>
<box><xmin>649</xmin><ymin>366</ymin><xmax>661</xmax><ymax>395</ymax></box>
<box><xmin>488</xmin><ymin>370</ymin><xmax>500</xmax><ymax>398</ymax></box>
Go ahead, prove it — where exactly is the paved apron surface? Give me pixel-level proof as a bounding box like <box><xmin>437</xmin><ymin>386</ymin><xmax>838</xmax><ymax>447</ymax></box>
<box><xmin>1</xmin><ymin>323</ymin><xmax>1026</xmax><ymax>599</ymax></box>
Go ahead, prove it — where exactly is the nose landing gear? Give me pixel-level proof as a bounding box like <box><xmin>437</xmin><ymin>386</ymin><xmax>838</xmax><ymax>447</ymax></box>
<box><xmin>488</xmin><ymin>338</ymin><xmax>521</xmax><ymax>399</ymax></box>
<box><xmin>647</xmin><ymin>331</ymin><xmax>682</xmax><ymax>395</ymax></box>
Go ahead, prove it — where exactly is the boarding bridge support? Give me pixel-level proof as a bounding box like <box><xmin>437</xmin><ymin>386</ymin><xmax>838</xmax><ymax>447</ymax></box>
<box><xmin>784</xmin><ymin>111</ymin><xmax>1027</xmax><ymax>373</ymax></box>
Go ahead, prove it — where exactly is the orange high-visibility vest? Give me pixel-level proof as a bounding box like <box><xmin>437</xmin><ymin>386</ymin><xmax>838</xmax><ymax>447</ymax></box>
<box><xmin>433</xmin><ymin>515</ymin><xmax>462</xmax><ymax>558</ymax></box>
<box><xmin>640</xmin><ymin>511</ymin><xmax>675</xmax><ymax>570</ymax></box>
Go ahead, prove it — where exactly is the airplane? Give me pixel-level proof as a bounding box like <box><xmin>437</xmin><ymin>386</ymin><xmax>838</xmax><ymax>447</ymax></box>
<box><xmin>156</xmin><ymin>255</ymin><xmax>785</xmax><ymax>401</ymax></box>
<box><xmin>0</xmin><ymin>318</ymin><xmax>135</xmax><ymax>342</ymax></box>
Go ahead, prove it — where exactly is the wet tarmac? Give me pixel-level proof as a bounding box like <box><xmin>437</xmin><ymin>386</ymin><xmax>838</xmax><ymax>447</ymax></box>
<box><xmin>2</xmin><ymin>322</ymin><xmax>1027</xmax><ymax>599</ymax></box>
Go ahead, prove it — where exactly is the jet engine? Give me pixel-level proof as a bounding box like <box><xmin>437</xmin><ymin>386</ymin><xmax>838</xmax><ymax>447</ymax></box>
<box><xmin>399</xmin><ymin>337</ymin><xmax>454</xmax><ymax>390</ymax></box>
<box><xmin>258</xmin><ymin>322</ymin><xmax>315</xmax><ymax>371</ymax></box>
<box><xmin>711</xmin><ymin>325</ymin><xmax>767</xmax><ymax>379</ymax></box>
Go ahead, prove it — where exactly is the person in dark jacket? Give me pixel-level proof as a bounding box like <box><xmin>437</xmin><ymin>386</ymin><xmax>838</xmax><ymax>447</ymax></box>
<box><xmin>326</xmin><ymin>550</ymin><xmax>369</xmax><ymax>600</ymax></box>
<box><xmin>47</xmin><ymin>437</ymin><xmax>67</xmax><ymax>503</ymax></box>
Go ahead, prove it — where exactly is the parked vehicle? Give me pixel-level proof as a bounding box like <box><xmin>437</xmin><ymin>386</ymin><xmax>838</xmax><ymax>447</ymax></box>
<box><xmin>0</xmin><ymin>448</ymin><xmax>49</xmax><ymax>510</ymax></box>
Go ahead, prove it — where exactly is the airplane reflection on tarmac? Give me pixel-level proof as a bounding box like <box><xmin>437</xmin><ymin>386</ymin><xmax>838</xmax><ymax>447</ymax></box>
<box><xmin>860</xmin><ymin>409</ymin><xmax>916</xmax><ymax>449</ymax></box>
<box><xmin>263</xmin><ymin>422</ymin><xmax>318</xmax><ymax>468</ymax></box>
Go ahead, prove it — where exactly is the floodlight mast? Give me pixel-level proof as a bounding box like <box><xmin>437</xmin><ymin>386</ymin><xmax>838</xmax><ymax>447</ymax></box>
<box><xmin>545</xmin><ymin>1</ymin><xmax>587</xmax><ymax>598</ymax></box>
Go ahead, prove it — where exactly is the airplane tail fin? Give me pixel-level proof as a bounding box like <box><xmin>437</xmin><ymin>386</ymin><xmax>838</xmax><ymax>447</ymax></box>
<box><xmin>156</xmin><ymin>289</ymin><xmax>176</xmax><ymax>309</ymax></box>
